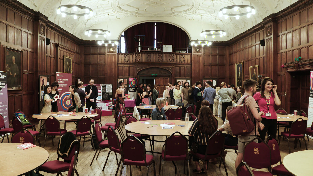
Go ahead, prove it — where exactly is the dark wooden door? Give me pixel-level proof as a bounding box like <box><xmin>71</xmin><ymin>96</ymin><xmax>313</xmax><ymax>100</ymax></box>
<box><xmin>155</xmin><ymin>77</ymin><xmax>170</xmax><ymax>98</ymax></box>
<box><xmin>290</xmin><ymin>71</ymin><xmax>310</xmax><ymax>114</ymax></box>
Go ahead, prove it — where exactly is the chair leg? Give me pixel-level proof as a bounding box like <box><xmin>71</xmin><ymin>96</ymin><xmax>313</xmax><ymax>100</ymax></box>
<box><xmin>90</xmin><ymin>149</ymin><xmax>99</xmax><ymax>166</ymax></box>
<box><xmin>6</xmin><ymin>134</ymin><xmax>10</xmax><ymax>143</ymax></box>
<box><xmin>74</xmin><ymin>168</ymin><xmax>79</xmax><ymax>176</ymax></box>
<box><xmin>287</xmin><ymin>138</ymin><xmax>291</xmax><ymax>153</ymax></box>
<box><xmin>172</xmin><ymin>161</ymin><xmax>177</xmax><ymax>174</ymax></box>
<box><xmin>183</xmin><ymin>160</ymin><xmax>186</xmax><ymax>174</ymax></box>
<box><xmin>187</xmin><ymin>159</ymin><xmax>190</xmax><ymax>176</ymax></box>
<box><xmin>146</xmin><ymin>166</ymin><xmax>150</xmax><ymax>176</ymax></box>
<box><xmin>52</xmin><ymin>136</ymin><xmax>54</xmax><ymax>146</ymax></box>
<box><xmin>222</xmin><ymin>157</ymin><xmax>228</xmax><ymax>176</ymax></box>
<box><xmin>114</xmin><ymin>152</ymin><xmax>119</xmax><ymax>165</ymax></box>
<box><xmin>115</xmin><ymin>156</ymin><xmax>122</xmax><ymax>176</ymax></box>
<box><xmin>304</xmin><ymin>137</ymin><xmax>308</xmax><ymax>150</ymax></box>
<box><xmin>83</xmin><ymin>135</ymin><xmax>86</xmax><ymax>147</ymax></box>
<box><xmin>130</xmin><ymin>165</ymin><xmax>132</xmax><ymax>176</ymax></box>
<box><xmin>307</xmin><ymin>134</ymin><xmax>310</xmax><ymax>142</ymax></box>
<box><xmin>153</xmin><ymin>161</ymin><xmax>156</xmax><ymax>176</ymax></box>
<box><xmin>96</xmin><ymin>148</ymin><xmax>102</xmax><ymax>160</ymax></box>
<box><xmin>102</xmin><ymin>150</ymin><xmax>112</xmax><ymax>171</ymax></box>
<box><xmin>159</xmin><ymin>156</ymin><xmax>162</xmax><ymax>175</ymax></box>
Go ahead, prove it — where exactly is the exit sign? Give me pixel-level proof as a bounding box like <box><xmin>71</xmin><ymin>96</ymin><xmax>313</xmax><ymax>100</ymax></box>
<box><xmin>151</xmin><ymin>74</ymin><xmax>158</xmax><ymax>77</ymax></box>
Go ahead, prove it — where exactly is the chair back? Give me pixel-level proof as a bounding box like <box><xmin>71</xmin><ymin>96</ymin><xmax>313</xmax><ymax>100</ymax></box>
<box><xmin>107</xmin><ymin>126</ymin><xmax>121</xmax><ymax>151</ymax></box>
<box><xmin>94</xmin><ymin>123</ymin><xmax>103</xmax><ymax>143</ymax></box>
<box><xmin>57</xmin><ymin>132</ymin><xmax>80</xmax><ymax>162</ymax></box>
<box><xmin>45</xmin><ymin>116</ymin><xmax>61</xmax><ymax>132</ymax></box>
<box><xmin>165</xmin><ymin>108</ymin><xmax>175</xmax><ymax>120</ymax></box>
<box><xmin>12</xmin><ymin>118</ymin><xmax>23</xmax><ymax>132</ymax></box>
<box><xmin>93</xmin><ymin>108</ymin><xmax>101</xmax><ymax>121</ymax></box>
<box><xmin>121</xmin><ymin>135</ymin><xmax>146</xmax><ymax>162</ymax></box>
<box><xmin>175</xmin><ymin>108</ymin><xmax>183</xmax><ymax>120</ymax></box>
<box><xmin>126</xmin><ymin>116</ymin><xmax>137</xmax><ymax>125</ymax></box>
<box><xmin>11</xmin><ymin>129</ymin><xmax>34</xmax><ymax>144</ymax></box>
<box><xmin>76</xmin><ymin>116</ymin><xmax>91</xmax><ymax>133</ymax></box>
<box><xmin>164</xmin><ymin>132</ymin><xmax>188</xmax><ymax>157</ymax></box>
<box><xmin>189</xmin><ymin>113</ymin><xmax>197</xmax><ymax>121</ymax></box>
<box><xmin>186</xmin><ymin>106</ymin><xmax>193</xmax><ymax>113</ymax></box>
<box><xmin>243</xmin><ymin>138</ymin><xmax>271</xmax><ymax>169</ymax></box>
<box><xmin>115</xmin><ymin>114</ymin><xmax>121</xmax><ymax>129</ymax></box>
<box><xmin>290</xmin><ymin>118</ymin><xmax>306</xmax><ymax>135</ymax></box>
<box><xmin>236</xmin><ymin>162</ymin><xmax>253</xmax><ymax>176</ymax></box>
<box><xmin>0</xmin><ymin>114</ymin><xmax>5</xmax><ymax>129</ymax></box>
<box><xmin>205</xmin><ymin>131</ymin><xmax>225</xmax><ymax>156</ymax></box>
<box><xmin>68</xmin><ymin>151</ymin><xmax>78</xmax><ymax>176</ymax></box>
<box><xmin>193</xmin><ymin>105</ymin><xmax>196</xmax><ymax>114</ymax></box>
<box><xmin>267</xmin><ymin>138</ymin><xmax>281</xmax><ymax>165</ymax></box>
<box><xmin>276</xmin><ymin>108</ymin><xmax>287</xmax><ymax>115</ymax></box>
<box><xmin>300</xmin><ymin>110</ymin><xmax>307</xmax><ymax>117</ymax></box>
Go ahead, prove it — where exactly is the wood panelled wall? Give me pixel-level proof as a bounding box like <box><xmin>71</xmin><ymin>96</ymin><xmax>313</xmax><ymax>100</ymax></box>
<box><xmin>0</xmin><ymin>0</ymin><xmax>83</xmax><ymax>122</ymax></box>
<box><xmin>83</xmin><ymin>45</ymin><xmax>117</xmax><ymax>95</ymax></box>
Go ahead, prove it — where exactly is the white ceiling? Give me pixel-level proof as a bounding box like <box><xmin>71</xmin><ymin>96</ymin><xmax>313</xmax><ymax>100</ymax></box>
<box><xmin>18</xmin><ymin>0</ymin><xmax>298</xmax><ymax>41</ymax></box>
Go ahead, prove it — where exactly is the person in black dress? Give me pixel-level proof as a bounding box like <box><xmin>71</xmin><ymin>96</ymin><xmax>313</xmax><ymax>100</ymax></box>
<box><xmin>50</xmin><ymin>82</ymin><xmax>59</xmax><ymax>112</ymax></box>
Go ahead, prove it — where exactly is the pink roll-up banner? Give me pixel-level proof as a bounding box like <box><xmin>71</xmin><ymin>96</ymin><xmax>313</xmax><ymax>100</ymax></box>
<box><xmin>308</xmin><ymin>71</ymin><xmax>313</xmax><ymax>127</ymax></box>
<box><xmin>56</xmin><ymin>73</ymin><xmax>72</xmax><ymax>111</ymax></box>
<box><xmin>0</xmin><ymin>72</ymin><xmax>9</xmax><ymax>128</ymax></box>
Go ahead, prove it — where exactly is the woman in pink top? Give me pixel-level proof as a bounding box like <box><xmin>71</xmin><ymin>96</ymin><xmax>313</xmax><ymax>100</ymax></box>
<box><xmin>253</xmin><ymin>77</ymin><xmax>281</xmax><ymax>140</ymax></box>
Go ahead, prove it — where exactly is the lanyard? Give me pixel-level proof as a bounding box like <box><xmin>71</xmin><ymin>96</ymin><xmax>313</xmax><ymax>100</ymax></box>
<box><xmin>265</xmin><ymin>94</ymin><xmax>271</xmax><ymax>112</ymax></box>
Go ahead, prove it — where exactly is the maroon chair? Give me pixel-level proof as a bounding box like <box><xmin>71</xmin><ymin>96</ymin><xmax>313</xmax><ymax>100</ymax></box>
<box><xmin>70</xmin><ymin>116</ymin><xmax>92</xmax><ymax>147</ymax></box>
<box><xmin>44</xmin><ymin>116</ymin><xmax>67</xmax><ymax>146</ymax></box>
<box><xmin>276</xmin><ymin>108</ymin><xmax>287</xmax><ymax>115</ymax></box>
<box><xmin>15</xmin><ymin>110</ymin><xmax>36</xmax><ymax>131</ymax></box>
<box><xmin>300</xmin><ymin>110</ymin><xmax>307</xmax><ymax>117</ymax></box>
<box><xmin>91</xmin><ymin>108</ymin><xmax>102</xmax><ymax>123</ymax></box>
<box><xmin>186</xmin><ymin>106</ymin><xmax>193</xmax><ymax>114</ymax></box>
<box><xmin>11</xmin><ymin>129</ymin><xmax>34</xmax><ymax>144</ymax></box>
<box><xmin>140</xmin><ymin>117</ymin><xmax>151</xmax><ymax>121</ymax></box>
<box><xmin>90</xmin><ymin>123</ymin><xmax>109</xmax><ymax>166</ymax></box>
<box><xmin>102</xmin><ymin>126</ymin><xmax>122</xmax><ymax>172</ymax></box>
<box><xmin>280</xmin><ymin>118</ymin><xmax>307</xmax><ymax>153</ymax></box>
<box><xmin>125</xmin><ymin>116</ymin><xmax>149</xmax><ymax>138</ymax></box>
<box><xmin>119</xmin><ymin>135</ymin><xmax>156</xmax><ymax>176</ymax></box>
<box><xmin>236</xmin><ymin>161</ymin><xmax>253</xmax><ymax>176</ymax></box>
<box><xmin>38</xmin><ymin>132</ymin><xmax>80</xmax><ymax>175</ymax></box>
<box><xmin>0</xmin><ymin>114</ymin><xmax>14</xmax><ymax>143</ymax></box>
<box><xmin>159</xmin><ymin>132</ymin><xmax>189</xmax><ymax>175</ymax></box>
<box><xmin>101</xmin><ymin>114</ymin><xmax>121</xmax><ymax>131</ymax></box>
<box><xmin>276</xmin><ymin>109</ymin><xmax>289</xmax><ymax>133</ymax></box>
<box><xmin>189</xmin><ymin>113</ymin><xmax>197</xmax><ymax>121</ymax></box>
<box><xmin>306</xmin><ymin>122</ymin><xmax>313</xmax><ymax>141</ymax></box>
<box><xmin>193</xmin><ymin>105</ymin><xmax>196</xmax><ymax>114</ymax></box>
<box><xmin>165</xmin><ymin>108</ymin><xmax>175</xmax><ymax>120</ymax></box>
<box><xmin>267</xmin><ymin>138</ymin><xmax>293</xmax><ymax>175</ymax></box>
<box><xmin>68</xmin><ymin>151</ymin><xmax>78</xmax><ymax>176</ymax></box>
<box><xmin>243</xmin><ymin>138</ymin><xmax>272</xmax><ymax>175</ymax></box>
<box><xmin>12</xmin><ymin>117</ymin><xmax>41</xmax><ymax>146</ymax></box>
<box><xmin>104</xmin><ymin>113</ymin><xmax>117</xmax><ymax>127</ymax></box>
<box><xmin>191</xmin><ymin>131</ymin><xmax>228</xmax><ymax>175</ymax></box>
<box><xmin>174</xmin><ymin>108</ymin><xmax>183</xmax><ymax>120</ymax></box>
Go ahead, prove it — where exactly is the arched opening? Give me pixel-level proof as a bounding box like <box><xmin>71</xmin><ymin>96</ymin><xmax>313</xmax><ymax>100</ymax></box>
<box><xmin>119</xmin><ymin>22</ymin><xmax>190</xmax><ymax>53</ymax></box>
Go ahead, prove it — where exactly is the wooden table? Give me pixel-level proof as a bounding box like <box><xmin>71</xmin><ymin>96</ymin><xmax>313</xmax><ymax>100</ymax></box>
<box><xmin>283</xmin><ymin>150</ymin><xmax>313</xmax><ymax>176</ymax></box>
<box><xmin>277</xmin><ymin>114</ymin><xmax>307</xmax><ymax>122</ymax></box>
<box><xmin>125</xmin><ymin>120</ymin><xmax>193</xmax><ymax>136</ymax></box>
<box><xmin>136</xmin><ymin>105</ymin><xmax>179</xmax><ymax>110</ymax></box>
<box><xmin>32</xmin><ymin>112</ymin><xmax>98</xmax><ymax>120</ymax></box>
<box><xmin>0</xmin><ymin>143</ymin><xmax>49</xmax><ymax>176</ymax></box>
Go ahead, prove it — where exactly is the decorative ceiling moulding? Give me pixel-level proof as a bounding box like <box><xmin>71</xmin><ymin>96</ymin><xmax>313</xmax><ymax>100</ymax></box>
<box><xmin>275</xmin><ymin>0</ymin><xmax>313</xmax><ymax>20</ymax></box>
<box><xmin>0</xmin><ymin>0</ymin><xmax>36</xmax><ymax>19</ymax></box>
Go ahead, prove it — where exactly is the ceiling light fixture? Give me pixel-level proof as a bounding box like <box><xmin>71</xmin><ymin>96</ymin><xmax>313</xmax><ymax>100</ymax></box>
<box><xmin>56</xmin><ymin>5</ymin><xmax>94</xmax><ymax>19</ymax></box>
<box><xmin>85</xmin><ymin>29</ymin><xmax>111</xmax><ymax>38</ymax></box>
<box><xmin>190</xmin><ymin>40</ymin><xmax>212</xmax><ymax>47</ymax></box>
<box><xmin>200</xmin><ymin>30</ymin><xmax>227</xmax><ymax>38</ymax></box>
<box><xmin>97</xmin><ymin>40</ymin><xmax>119</xmax><ymax>46</ymax></box>
<box><xmin>219</xmin><ymin>5</ymin><xmax>256</xmax><ymax>19</ymax></box>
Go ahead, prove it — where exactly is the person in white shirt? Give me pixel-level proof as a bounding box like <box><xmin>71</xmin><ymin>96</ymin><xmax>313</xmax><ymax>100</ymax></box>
<box><xmin>173</xmin><ymin>84</ymin><xmax>182</xmax><ymax>105</ymax></box>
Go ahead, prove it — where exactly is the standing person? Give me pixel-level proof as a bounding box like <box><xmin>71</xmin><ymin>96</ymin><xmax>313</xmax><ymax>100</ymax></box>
<box><xmin>50</xmin><ymin>82</ymin><xmax>60</xmax><ymax>112</ymax></box>
<box><xmin>115</xmin><ymin>82</ymin><xmax>125</xmax><ymax>99</ymax></box>
<box><xmin>228</xmin><ymin>84</ymin><xmax>237</xmax><ymax>101</ymax></box>
<box><xmin>203</xmin><ymin>81</ymin><xmax>216</xmax><ymax>110</ymax></box>
<box><xmin>146</xmin><ymin>84</ymin><xmax>152</xmax><ymax>105</ymax></box>
<box><xmin>141</xmin><ymin>88</ymin><xmax>150</xmax><ymax>105</ymax></box>
<box><xmin>188</xmin><ymin>106</ymin><xmax>218</xmax><ymax>173</ymax></box>
<box><xmin>193</xmin><ymin>82</ymin><xmax>202</xmax><ymax>116</ymax></box>
<box><xmin>67</xmin><ymin>85</ymin><xmax>81</xmax><ymax>112</ymax></box>
<box><xmin>253</xmin><ymin>77</ymin><xmax>281</xmax><ymax>141</ymax></box>
<box><xmin>85</xmin><ymin>79</ymin><xmax>98</xmax><ymax>111</ymax></box>
<box><xmin>41</xmin><ymin>85</ymin><xmax>53</xmax><ymax>113</ymax></box>
<box><xmin>152</xmin><ymin>85</ymin><xmax>159</xmax><ymax>105</ymax></box>
<box><xmin>136</xmin><ymin>83</ymin><xmax>143</xmax><ymax>106</ymax></box>
<box><xmin>151</xmin><ymin>98</ymin><xmax>167</xmax><ymax>120</ymax></box>
<box><xmin>218</xmin><ymin>82</ymin><xmax>232</xmax><ymax>122</ymax></box>
<box><xmin>236</xmin><ymin>86</ymin><xmax>243</xmax><ymax>103</ymax></box>
<box><xmin>173</xmin><ymin>84</ymin><xmax>182</xmax><ymax>105</ymax></box>
<box><xmin>189</xmin><ymin>84</ymin><xmax>196</xmax><ymax>105</ymax></box>
<box><xmin>166</xmin><ymin>83</ymin><xmax>174</xmax><ymax>105</ymax></box>
<box><xmin>181</xmin><ymin>82</ymin><xmax>190</xmax><ymax>107</ymax></box>
<box><xmin>77</xmin><ymin>81</ymin><xmax>91</xmax><ymax>112</ymax></box>
<box><xmin>235</xmin><ymin>79</ymin><xmax>264</xmax><ymax>168</ymax></box>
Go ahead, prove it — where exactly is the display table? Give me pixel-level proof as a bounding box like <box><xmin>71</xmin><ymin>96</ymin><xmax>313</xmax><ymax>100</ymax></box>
<box><xmin>125</xmin><ymin>120</ymin><xmax>193</xmax><ymax>136</ymax></box>
<box><xmin>124</xmin><ymin>99</ymin><xmax>136</xmax><ymax>108</ymax></box>
<box><xmin>283</xmin><ymin>150</ymin><xmax>313</xmax><ymax>176</ymax></box>
<box><xmin>0</xmin><ymin>143</ymin><xmax>49</xmax><ymax>176</ymax></box>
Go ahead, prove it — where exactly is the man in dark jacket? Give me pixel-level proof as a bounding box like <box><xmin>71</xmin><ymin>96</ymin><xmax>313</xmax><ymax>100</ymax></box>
<box><xmin>85</xmin><ymin>79</ymin><xmax>98</xmax><ymax>111</ymax></box>
<box><xmin>193</xmin><ymin>81</ymin><xmax>202</xmax><ymax>116</ymax></box>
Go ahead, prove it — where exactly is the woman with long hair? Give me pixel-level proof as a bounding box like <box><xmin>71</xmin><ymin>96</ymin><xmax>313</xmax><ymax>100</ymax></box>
<box><xmin>188</xmin><ymin>106</ymin><xmax>218</xmax><ymax>173</ymax></box>
<box><xmin>50</xmin><ymin>82</ymin><xmax>59</xmax><ymax>112</ymax></box>
<box><xmin>68</xmin><ymin>85</ymin><xmax>82</xmax><ymax>112</ymax></box>
<box><xmin>253</xmin><ymin>77</ymin><xmax>281</xmax><ymax>140</ymax></box>
<box><xmin>41</xmin><ymin>85</ymin><xmax>53</xmax><ymax>113</ymax></box>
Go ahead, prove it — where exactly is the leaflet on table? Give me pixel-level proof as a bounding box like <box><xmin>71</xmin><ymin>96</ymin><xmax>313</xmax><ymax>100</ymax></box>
<box><xmin>17</xmin><ymin>143</ymin><xmax>36</xmax><ymax>150</ymax></box>
<box><xmin>160</xmin><ymin>124</ymin><xmax>175</xmax><ymax>129</ymax></box>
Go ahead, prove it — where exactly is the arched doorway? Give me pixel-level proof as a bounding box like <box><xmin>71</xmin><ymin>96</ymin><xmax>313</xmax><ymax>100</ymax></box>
<box><xmin>137</xmin><ymin>67</ymin><xmax>172</xmax><ymax>97</ymax></box>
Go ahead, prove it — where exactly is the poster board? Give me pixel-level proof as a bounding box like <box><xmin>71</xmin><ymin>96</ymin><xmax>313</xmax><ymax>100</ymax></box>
<box><xmin>56</xmin><ymin>73</ymin><xmax>72</xmax><ymax>111</ymax></box>
<box><xmin>101</xmin><ymin>84</ymin><xmax>113</xmax><ymax>100</ymax></box>
<box><xmin>308</xmin><ymin>71</ymin><xmax>313</xmax><ymax>127</ymax></box>
<box><xmin>0</xmin><ymin>72</ymin><xmax>9</xmax><ymax>128</ymax></box>
<box><xmin>235</xmin><ymin>62</ymin><xmax>243</xmax><ymax>87</ymax></box>
<box><xmin>129</xmin><ymin>78</ymin><xmax>137</xmax><ymax>92</ymax></box>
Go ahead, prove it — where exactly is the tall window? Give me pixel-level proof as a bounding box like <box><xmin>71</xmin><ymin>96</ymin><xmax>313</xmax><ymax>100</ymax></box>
<box><xmin>120</xmin><ymin>32</ymin><xmax>126</xmax><ymax>53</ymax></box>
<box><xmin>154</xmin><ymin>23</ymin><xmax>157</xmax><ymax>49</ymax></box>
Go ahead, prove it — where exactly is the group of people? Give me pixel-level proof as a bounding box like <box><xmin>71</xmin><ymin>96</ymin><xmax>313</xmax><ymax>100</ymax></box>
<box><xmin>135</xmin><ymin>83</ymin><xmax>159</xmax><ymax>106</ymax></box>
<box><xmin>41</xmin><ymin>79</ymin><xmax>99</xmax><ymax>113</ymax></box>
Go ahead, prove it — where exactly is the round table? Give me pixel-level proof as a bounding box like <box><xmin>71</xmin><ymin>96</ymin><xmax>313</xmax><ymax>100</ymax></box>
<box><xmin>125</xmin><ymin>120</ymin><xmax>193</xmax><ymax>136</ymax></box>
<box><xmin>283</xmin><ymin>150</ymin><xmax>313</xmax><ymax>176</ymax></box>
<box><xmin>0</xmin><ymin>143</ymin><xmax>49</xmax><ymax>176</ymax></box>
<box><xmin>136</xmin><ymin>105</ymin><xmax>179</xmax><ymax>110</ymax></box>
<box><xmin>32</xmin><ymin>112</ymin><xmax>98</xmax><ymax>120</ymax></box>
